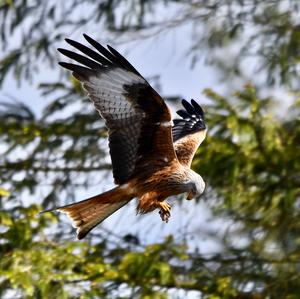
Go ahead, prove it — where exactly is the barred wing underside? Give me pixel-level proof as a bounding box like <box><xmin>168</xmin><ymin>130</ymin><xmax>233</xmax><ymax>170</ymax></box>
<box><xmin>58</xmin><ymin>35</ymin><xmax>176</xmax><ymax>184</ymax></box>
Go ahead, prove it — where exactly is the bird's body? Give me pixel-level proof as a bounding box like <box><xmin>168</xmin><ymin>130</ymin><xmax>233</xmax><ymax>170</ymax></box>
<box><xmin>48</xmin><ymin>35</ymin><xmax>207</xmax><ymax>239</ymax></box>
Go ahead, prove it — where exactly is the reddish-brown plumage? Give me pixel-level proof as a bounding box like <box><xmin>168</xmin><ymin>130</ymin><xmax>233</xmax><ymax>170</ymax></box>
<box><xmin>48</xmin><ymin>35</ymin><xmax>207</xmax><ymax>239</ymax></box>
<box><xmin>56</xmin><ymin>186</ymin><xmax>134</xmax><ymax>239</ymax></box>
<box><xmin>133</xmin><ymin>159</ymin><xmax>188</xmax><ymax>213</ymax></box>
<box><xmin>174</xmin><ymin>130</ymin><xmax>207</xmax><ymax>167</ymax></box>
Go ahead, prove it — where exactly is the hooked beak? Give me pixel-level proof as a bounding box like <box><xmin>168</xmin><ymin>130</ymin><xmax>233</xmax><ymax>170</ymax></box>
<box><xmin>186</xmin><ymin>191</ymin><xmax>194</xmax><ymax>200</ymax></box>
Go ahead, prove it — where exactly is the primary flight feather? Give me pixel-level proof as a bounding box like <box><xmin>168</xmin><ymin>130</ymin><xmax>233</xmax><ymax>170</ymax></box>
<box><xmin>46</xmin><ymin>34</ymin><xmax>207</xmax><ymax>239</ymax></box>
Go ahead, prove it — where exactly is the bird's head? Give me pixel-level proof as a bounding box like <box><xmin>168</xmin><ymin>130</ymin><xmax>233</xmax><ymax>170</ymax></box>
<box><xmin>186</xmin><ymin>170</ymin><xmax>205</xmax><ymax>200</ymax></box>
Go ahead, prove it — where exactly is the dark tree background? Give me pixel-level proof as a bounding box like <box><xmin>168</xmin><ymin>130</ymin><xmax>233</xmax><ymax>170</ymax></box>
<box><xmin>1</xmin><ymin>1</ymin><xmax>300</xmax><ymax>298</ymax></box>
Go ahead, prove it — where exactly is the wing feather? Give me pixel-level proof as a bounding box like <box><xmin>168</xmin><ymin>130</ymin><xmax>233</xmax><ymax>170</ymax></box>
<box><xmin>58</xmin><ymin>35</ymin><xmax>176</xmax><ymax>184</ymax></box>
<box><xmin>65</xmin><ymin>38</ymin><xmax>112</xmax><ymax>66</ymax></box>
<box><xmin>172</xmin><ymin>99</ymin><xmax>206</xmax><ymax>167</ymax></box>
<box><xmin>57</xmin><ymin>48</ymin><xmax>101</xmax><ymax>69</ymax></box>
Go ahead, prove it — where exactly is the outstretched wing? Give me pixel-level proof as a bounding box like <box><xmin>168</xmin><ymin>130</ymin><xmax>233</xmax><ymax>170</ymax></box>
<box><xmin>58</xmin><ymin>34</ymin><xmax>176</xmax><ymax>184</ymax></box>
<box><xmin>172</xmin><ymin>99</ymin><xmax>206</xmax><ymax>168</ymax></box>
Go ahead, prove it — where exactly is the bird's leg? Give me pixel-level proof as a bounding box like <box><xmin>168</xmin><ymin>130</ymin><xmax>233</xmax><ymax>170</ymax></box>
<box><xmin>157</xmin><ymin>201</ymin><xmax>171</xmax><ymax>223</ymax></box>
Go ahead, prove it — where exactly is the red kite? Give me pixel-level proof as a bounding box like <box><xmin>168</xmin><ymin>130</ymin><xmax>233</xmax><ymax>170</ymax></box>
<box><xmin>52</xmin><ymin>35</ymin><xmax>207</xmax><ymax>239</ymax></box>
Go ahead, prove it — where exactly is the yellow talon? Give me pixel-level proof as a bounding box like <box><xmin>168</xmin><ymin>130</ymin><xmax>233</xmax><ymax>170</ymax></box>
<box><xmin>159</xmin><ymin>201</ymin><xmax>171</xmax><ymax>212</ymax></box>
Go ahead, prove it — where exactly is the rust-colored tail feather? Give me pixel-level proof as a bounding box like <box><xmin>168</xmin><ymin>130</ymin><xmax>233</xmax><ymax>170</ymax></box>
<box><xmin>45</xmin><ymin>186</ymin><xmax>133</xmax><ymax>239</ymax></box>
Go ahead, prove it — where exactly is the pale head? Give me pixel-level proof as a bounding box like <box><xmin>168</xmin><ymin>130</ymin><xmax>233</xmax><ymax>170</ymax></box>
<box><xmin>186</xmin><ymin>169</ymin><xmax>205</xmax><ymax>200</ymax></box>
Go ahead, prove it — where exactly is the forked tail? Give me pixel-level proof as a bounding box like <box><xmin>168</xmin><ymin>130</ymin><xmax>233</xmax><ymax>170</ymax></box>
<box><xmin>43</xmin><ymin>186</ymin><xmax>133</xmax><ymax>239</ymax></box>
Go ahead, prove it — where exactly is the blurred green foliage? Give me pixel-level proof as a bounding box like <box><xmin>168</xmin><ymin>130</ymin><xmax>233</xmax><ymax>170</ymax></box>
<box><xmin>1</xmin><ymin>0</ymin><xmax>300</xmax><ymax>298</ymax></box>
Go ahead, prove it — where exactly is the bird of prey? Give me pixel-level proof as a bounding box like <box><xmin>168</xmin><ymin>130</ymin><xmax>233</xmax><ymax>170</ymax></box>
<box><xmin>52</xmin><ymin>34</ymin><xmax>207</xmax><ymax>239</ymax></box>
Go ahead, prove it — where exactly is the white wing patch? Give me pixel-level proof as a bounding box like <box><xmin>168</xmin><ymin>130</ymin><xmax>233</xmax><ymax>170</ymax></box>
<box><xmin>84</xmin><ymin>68</ymin><xmax>145</xmax><ymax>120</ymax></box>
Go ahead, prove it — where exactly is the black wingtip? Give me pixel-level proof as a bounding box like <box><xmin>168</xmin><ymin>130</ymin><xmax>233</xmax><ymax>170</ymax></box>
<box><xmin>107</xmin><ymin>44</ymin><xmax>116</xmax><ymax>54</ymax></box>
<box><xmin>57</xmin><ymin>48</ymin><xmax>65</xmax><ymax>54</ymax></box>
<box><xmin>83</xmin><ymin>34</ymin><xmax>101</xmax><ymax>48</ymax></box>
<box><xmin>180</xmin><ymin>98</ymin><xmax>205</xmax><ymax>119</ymax></box>
<box><xmin>83</xmin><ymin>33</ymin><xmax>93</xmax><ymax>43</ymax></box>
<box><xmin>181</xmin><ymin>99</ymin><xmax>195</xmax><ymax>115</ymax></box>
<box><xmin>65</xmin><ymin>38</ymin><xmax>74</xmax><ymax>45</ymax></box>
<box><xmin>58</xmin><ymin>61</ymin><xmax>71</xmax><ymax>68</ymax></box>
<box><xmin>173</xmin><ymin>99</ymin><xmax>206</xmax><ymax>142</ymax></box>
<box><xmin>181</xmin><ymin>99</ymin><xmax>189</xmax><ymax>109</ymax></box>
<box><xmin>175</xmin><ymin>99</ymin><xmax>206</xmax><ymax>125</ymax></box>
<box><xmin>191</xmin><ymin>99</ymin><xmax>204</xmax><ymax>118</ymax></box>
<box><xmin>176</xmin><ymin>109</ymin><xmax>190</xmax><ymax>119</ymax></box>
<box><xmin>57</xmin><ymin>61</ymin><xmax>73</xmax><ymax>71</ymax></box>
